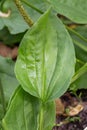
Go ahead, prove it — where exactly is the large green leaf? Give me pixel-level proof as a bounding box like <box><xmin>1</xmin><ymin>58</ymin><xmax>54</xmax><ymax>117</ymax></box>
<box><xmin>49</xmin><ymin>0</ymin><xmax>87</xmax><ymax>24</ymax></box>
<box><xmin>2</xmin><ymin>86</ymin><xmax>55</xmax><ymax>130</ymax></box>
<box><xmin>15</xmin><ymin>9</ymin><xmax>75</xmax><ymax>101</ymax></box>
<box><xmin>0</xmin><ymin>0</ymin><xmax>48</xmax><ymax>34</ymax></box>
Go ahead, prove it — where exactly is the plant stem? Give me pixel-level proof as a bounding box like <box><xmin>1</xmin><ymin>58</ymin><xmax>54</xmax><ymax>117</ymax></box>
<box><xmin>71</xmin><ymin>63</ymin><xmax>87</xmax><ymax>83</ymax></box>
<box><xmin>73</xmin><ymin>39</ymin><xmax>87</xmax><ymax>52</ymax></box>
<box><xmin>38</xmin><ymin>102</ymin><xmax>44</xmax><ymax>130</ymax></box>
<box><xmin>14</xmin><ymin>0</ymin><xmax>34</xmax><ymax>27</ymax></box>
<box><xmin>66</xmin><ymin>26</ymin><xmax>87</xmax><ymax>43</ymax></box>
<box><xmin>76</xmin><ymin>58</ymin><xmax>85</xmax><ymax>65</ymax></box>
<box><xmin>21</xmin><ymin>0</ymin><xmax>43</xmax><ymax>14</ymax></box>
<box><xmin>0</xmin><ymin>80</ymin><xmax>6</xmax><ymax>114</ymax></box>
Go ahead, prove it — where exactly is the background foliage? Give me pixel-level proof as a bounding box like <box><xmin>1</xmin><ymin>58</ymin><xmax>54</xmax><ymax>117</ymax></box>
<box><xmin>0</xmin><ymin>0</ymin><xmax>87</xmax><ymax>130</ymax></box>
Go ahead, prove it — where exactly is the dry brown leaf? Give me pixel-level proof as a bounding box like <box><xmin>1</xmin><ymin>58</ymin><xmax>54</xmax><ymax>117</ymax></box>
<box><xmin>55</xmin><ymin>99</ymin><xmax>65</xmax><ymax>115</ymax></box>
<box><xmin>68</xmin><ymin>104</ymin><xmax>84</xmax><ymax>116</ymax></box>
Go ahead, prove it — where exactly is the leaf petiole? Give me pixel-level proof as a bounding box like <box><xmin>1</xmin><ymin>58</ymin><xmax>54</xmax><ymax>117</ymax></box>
<box><xmin>38</xmin><ymin>102</ymin><xmax>44</xmax><ymax>130</ymax></box>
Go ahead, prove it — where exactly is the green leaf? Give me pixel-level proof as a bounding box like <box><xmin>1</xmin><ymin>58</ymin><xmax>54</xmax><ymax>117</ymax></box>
<box><xmin>15</xmin><ymin>9</ymin><xmax>75</xmax><ymax>101</ymax></box>
<box><xmin>0</xmin><ymin>56</ymin><xmax>19</xmax><ymax>128</ymax></box>
<box><xmin>67</xmin><ymin>26</ymin><xmax>87</xmax><ymax>63</ymax></box>
<box><xmin>71</xmin><ymin>63</ymin><xmax>87</xmax><ymax>84</ymax></box>
<box><xmin>0</xmin><ymin>56</ymin><xmax>19</xmax><ymax>103</ymax></box>
<box><xmin>74</xmin><ymin>25</ymin><xmax>87</xmax><ymax>40</ymax></box>
<box><xmin>0</xmin><ymin>20</ymin><xmax>4</xmax><ymax>30</ymax></box>
<box><xmin>0</xmin><ymin>104</ymin><xmax>4</xmax><ymax>129</ymax></box>
<box><xmin>0</xmin><ymin>0</ymin><xmax>48</xmax><ymax>34</ymax></box>
<box><xmin>0</xmin><ymin>0</ymin><xmax>28</xmax><ymax>34</ymax></box>
<box><xmin>0</xmin><ymin>28</ymin><xmax>25</xmax><ymax>46</ymax></box>
<box><xmin>22</xmin><ymin>0</ymin><xmax>49</xmax><ymax>13</ymax></box>
<box><xmin>68</xmin><ymin>26</ymin><xmax>87</xmax><ymax>91</ymax></box>
<box><xmin>0</xmin><ymin>105</ymin><xmax>4</xmax><ymax>121</ymax></box>
<box><xmin>49</xmin><ymin>0</ymin><xmax>87</xmax><ymax>24</ymax></box>
<box><xmin>2</xmin><ymin>86</ymin><xmax>55</xmax><ymax>130</ymax></box>
<box><xmin>70</xmin><ymin>63</ymin><xmax>87</xmax><ymax>91</ymax></box>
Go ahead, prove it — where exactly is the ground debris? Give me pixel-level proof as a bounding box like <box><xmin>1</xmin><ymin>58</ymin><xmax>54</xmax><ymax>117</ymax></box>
<box><xmin>53</xmin><ymin>91</ymin><xmax>87</xmax><ymax>130</ymax></box>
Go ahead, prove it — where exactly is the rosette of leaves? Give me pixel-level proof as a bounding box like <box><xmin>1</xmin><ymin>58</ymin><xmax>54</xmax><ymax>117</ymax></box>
<box><xmin>2</xmin><ymin>9</ymin><xmax>75</xmax><ymax>130</ymax></box>
<box><xmin>1</xmin><ymin>0</ymin><xmax>87</xmax><ymax>130</ymax></box>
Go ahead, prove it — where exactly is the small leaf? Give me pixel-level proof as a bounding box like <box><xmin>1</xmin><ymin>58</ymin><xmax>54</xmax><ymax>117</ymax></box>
<box><xmin>15</xmin><ymin>8</ymin><xmax>75</xmax><ymax>101</ymax></box>
<box><xmin>67</xmin><ymin>104</ymin><xmax>83</xmax><ymax>116</ymax></box>
<box><xmin>55</xmin><ymin>99</ymin><xmax>64</xmax><ymax>115</ymax></box>
<box><xmin>49</xmin><ymin>0</ymin><xmax>87</xmax><ymax>24</ymax></box>
<box><xmin>2</xmin><ymin>86</ymin><xmax>55</xmax><ymax>130</ymax></box>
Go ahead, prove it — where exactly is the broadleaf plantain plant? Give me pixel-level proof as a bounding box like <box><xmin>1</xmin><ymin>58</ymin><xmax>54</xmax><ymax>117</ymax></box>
<box><xmin>2</xmin><ymin>0</ymin><xmax>87</xmax><ymax>130</ymax></box>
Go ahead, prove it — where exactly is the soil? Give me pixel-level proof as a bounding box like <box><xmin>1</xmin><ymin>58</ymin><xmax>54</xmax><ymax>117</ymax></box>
<box><xmin>53</xmin><ymin>90</ymin><xmax>87</xmax><ymax>130</ymax></box>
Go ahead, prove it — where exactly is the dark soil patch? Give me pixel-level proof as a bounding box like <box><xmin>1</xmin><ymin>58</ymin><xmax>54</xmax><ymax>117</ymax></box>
<box><xmin>53</xmin><ymin>90</ymin><xmax>87</xmax><ymax>130</ymax></box>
